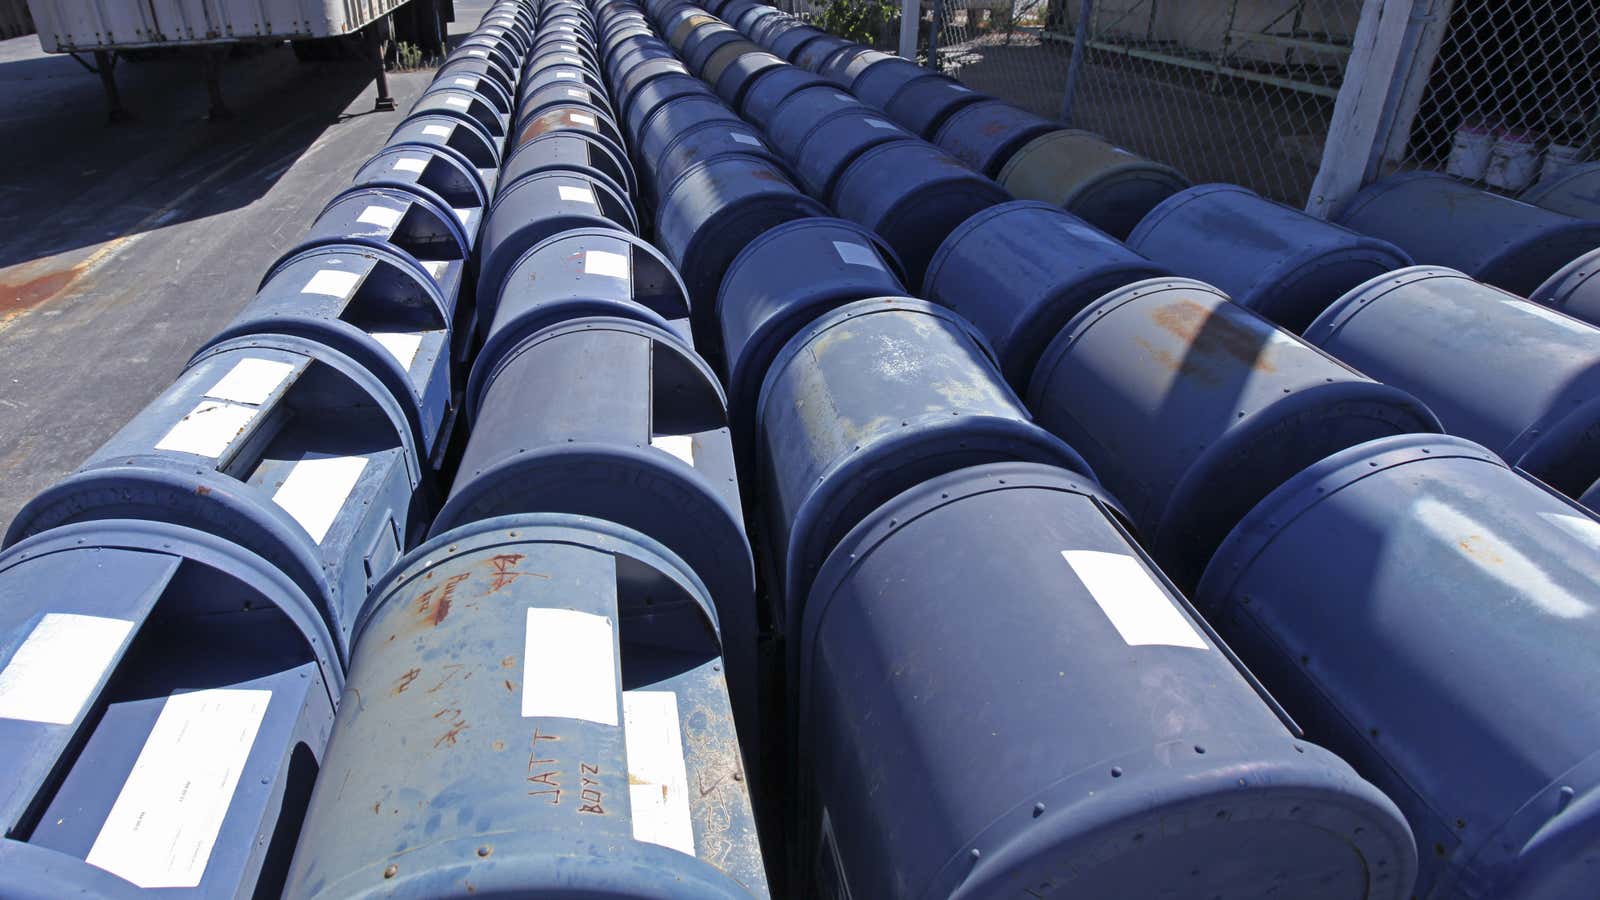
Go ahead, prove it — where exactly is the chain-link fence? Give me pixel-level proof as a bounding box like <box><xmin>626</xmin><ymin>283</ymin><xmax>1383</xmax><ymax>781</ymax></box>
<box><xmin>919</xmin><ymin>0</ymin><xmax>1360</xmax><ymax>205</ymax></box>
<box><xmin>808</xmin><ymin>0</ymin><xmax>1597</xmax><ymax>209</ymax></box>
<box><xmin>1377</xmin><ymin>0</ymin><xmax>1599</xmax><ymax>195</ymax></box>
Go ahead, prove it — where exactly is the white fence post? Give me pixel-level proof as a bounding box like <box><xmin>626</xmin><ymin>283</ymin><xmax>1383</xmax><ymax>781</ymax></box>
<box><xmin>899</xmin><ymin>0</ymin><xmax>921</xmax><ymax>58</ymax></box>
<box><xmin>1305</xmin><ymin>0</ymin><xmax>1430</xmax><ymax>219</ymax></box>
<box><xmin>1378</xmin><ymin>0</ymin><xmax>1456</xmax><ymax>169</ymax></box>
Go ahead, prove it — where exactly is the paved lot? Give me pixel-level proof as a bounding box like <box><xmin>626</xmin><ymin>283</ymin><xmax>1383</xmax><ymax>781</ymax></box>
<box><xmin>0</xmin><ymin>2</ymin><xmax>491</xmax><ymax>533</ymax></box>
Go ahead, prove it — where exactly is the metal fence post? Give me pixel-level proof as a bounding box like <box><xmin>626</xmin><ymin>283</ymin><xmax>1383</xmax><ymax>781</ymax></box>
<box><xmin>1305</xmin><ymin>0</ymin><xmax>1426</xmax><ymax>218</ymax></box>
<box><xmin>899</xmin><ymin>0</ymin><xmax>921</xmax><ymax>59</ymax></box>
<box><xmin>1059</xmin><ymin>0</ymin><xmax>1093</xmax><ymax>124</ymax></box>
<box><xmin>926</xmin><ymin>0</ymin><xmax>943</xmax><ymax>69</ymax></box>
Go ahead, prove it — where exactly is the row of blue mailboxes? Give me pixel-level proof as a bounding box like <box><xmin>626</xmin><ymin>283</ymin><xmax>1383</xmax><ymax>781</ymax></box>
<box><xmin>4</xmin><ymin>0</ymin><xmax>1600</xmax><ymax>897</ymax></box>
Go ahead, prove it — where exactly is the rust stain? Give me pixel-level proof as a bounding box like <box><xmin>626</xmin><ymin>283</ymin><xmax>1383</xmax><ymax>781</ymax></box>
<box><xmin>414</xmin><ymin>572</ymin><xmax>469</xmax><ymax>626</ymax></box>
<box><xmin>426</xmin><ymin>663</ymin><xmax>465</xmax><ymax>693</ymax></box>
<box><xmin>0</xmin><ymin>264</ymin><xmax>81</xmax><ymax>318</ymax></box>
<box><xmin>503</xmin><ymin>679</ymin><xmax>516</xmax><ymax>693</ymax></box>
<box><xmin>372</xmin><ymin>802</ymin><xmax>381</xmax><ymax>815</ymax></box>
<box><xmin>433</xmin><ymin>708</ymin><xmax>469</xmax><ymax>747</ymax></box>
<box><xmin>195</xmin><ymin>485</ymin><xmax>212</xmax><ymax>496</ymax></box>
<box><xmin>1134</xmin><ymin>337</ymin><xmax>1216</xmax><ymax>381</ymax></box>
<box><xmin>1150</xmin><ymin>299</ymin><xmax>1277</xmax><ymax>372</ymax></box>
<box><xmin>434</xmin><ymin>723</ymin><xmax>467</xmax><ymax>747</ymax></box>
<box><xmin>392</xmin><ymin>667</ymin><xmax>422</xmax><ymax>694</ymax></box>
<box><xmin>501</xmin><ymin>655</ymin><xmax>517</xmax><ymax>668</ymax></box>
<box><xmin>628</xmin><ymin>774</ymin><xmax>650</xmax><ymax>785</ymax></box>
<box><xmin>1458</xmin><ymin>535</ymin><xmax>1504</xmax><ymax>564</ymax></box>
<box><xmin>491</xmin><ymin>740</ymin><xmax>505</xmax><ymax>752</ymax></box>
<box><xmin>486</xmin><ymin>553</ymin><xmax>545</xmax><ymax>593</ymax></box>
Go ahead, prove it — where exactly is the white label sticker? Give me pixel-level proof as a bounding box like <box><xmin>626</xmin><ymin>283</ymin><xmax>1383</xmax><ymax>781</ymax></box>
<box><xmin>466</xmin><ymin>49</ymin><xmax>487</xmax><ymax>57</ymax></box>
<box><xmin>422</xmin><ymin>124</ymin><xmax>453</xmax><ymax>138</ymax></box>
<box><xmin>559</xmin><ymin>185</ymin><xmax>597</xmax><ymax>205</ymax></box>
<box><xmin>357</xmin><ymin>205</ymin><xmax>403</xmax><ymax>230</ymax></box>
<box><xmin>421</xmin><ymin>259</ymin><xmax>451</xmax><ymax>280</ymax></box>
<box><xmin>391</xmin><ymin>155</ymin><xmax>429</xmax><ymax>175</ymax></box>
<box><xmin>567</xmin><ymin>88</ymin><xmax>588</xmax><ymax>98</ymax></box>
<box><xmin>563</xmin><ymin>56</ymin><xmax>582</xmax><ymax>64</ymax></box>
<box><xmin>155</xmin><ymin>401</ymin><xmax>259</xmax><ymax>458</ymax></box>
<box><xmin>443</xmin><ymin>95</ymin><xmax>472</xmax><ymax>110</ymax></box>
<box><xmin>585</xmin><ymin>249</ymin><xmax>630</xmax><ymax>279</ymax></box>
<box><xmin>85</xmin><ymin>689</ymin><xmax>271</xmax><ymax>889</ymax></box>
<box><xmin>271</xmin><ymin>455</ymin><xmax>369</xmax><ymax>544</ymax></box>
<box><xmin>0</xmin><ymin>614</ymin><xmax>134</xmax><ymax>725</ymax></box>
<box><xmin>1062</xmin><ymin>550</ymin><xmax>1207</xmax><ymax>649</ymax></box>
<box><xmin>205</xmin><ymin>358</ymin><xmax>295</xmax><ymax>406</ymax></box>
<box><xmin>301</xmin><ymin>268</ymin><xmax>362</xmax><ymax>299</ymax></box>
<box><xmin>863</xmin><ymin>118</ymin><xmax>896</xmax><ymax>130</ymax></box>
<box><xmin>555</xmin><ymin>71</ymin><xmax>579</xmax><ymax>80</ymax></box>
<box><xmin>650</xmin><ymin>435</ymin><xmax>695</xmax><ymax>466</ymax></box>
<box><xmin>569</xmin><ymin>111</ymin><xmax>596</xmax><ymax>126</ymax></box>
<box><xmin>370</xmin><ymin>331</ymin><xmax>424</xmax><ymax>369</ymax></box>
<box><xmin>832</xmin><ymin>241</ymin><xmax>881</xmax><ymax>270</ymax></box>
<box><xmin>730</xmin><ymin>132</ymin><xmax>763</xmax><ymax>146</ymax></box>
<box><xmin>452</xmin><ymin>77</ymin><xmax>477</xmax><ymax>88</ymax></box>
<box><xmin>522</xmin><ymin>608</ymin><xmax>618</xmax><ymax>725</ymax></box>
<box><xmin>623</xmin><ymin>691</ymin><xmax>695</xmax><ymax>856</ymax></box>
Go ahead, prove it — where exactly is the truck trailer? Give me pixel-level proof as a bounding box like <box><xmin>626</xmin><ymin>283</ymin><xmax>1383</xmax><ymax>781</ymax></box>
<box><xmin>25</xmin><ymin>0</ymin><xmax>452</xmax><ymax>120</ymax></box>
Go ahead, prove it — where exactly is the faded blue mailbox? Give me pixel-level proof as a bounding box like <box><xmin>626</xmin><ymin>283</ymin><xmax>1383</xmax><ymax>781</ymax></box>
<box><xmin>498</xmin><ymin>130</ymin><xmax>636</xmax><ymax>206</ymax></box>
<box><xmin>1305</xmin><ymin>266</ymin><xmax>1600</xmax><ymax>507</ymax></box>
<box><xmin>282</xmin><ymin>516</ymin><xmax>768</xmax><ymax>899</ymax></box>
<box><xmin>475</xmin><ymin>170</ymin><xmax>638</xmax><ymax>340</ymax></box>
<box><xmin>1128</xmin><ymin>183</ymin><xmax>1413</xmax><ymax>332</ymax></box>
<box><xmin>353</xmin><ymin>145</ymin><xmax>490</xmax><ymax>251</ymax></box>
<box><xmin>924</xmin><ymin>200</ymin><xmax>1170</xmax><ymax>388</ymax></box>
<box><xmin>438</xmin><ymin>317</ymin><xmax>758</xmax><ymax>762</ymax></box>
<box><xmin>796</xmin><ymin>462</ymin><xmax>1418</xmax><ymax>900</ymax></box>
<box><xmin>291</xmin><ymin>182</ymin><xmax>473</xmax><ymax>324</ymax></box>
<box><xmin>717</xmin><ymin>218</ymin><xmax>905</xmax><ymax>462</ymax></box>
<box><xmin>0</xmin><ymin>520</ymin><xmax>342</xmax><ymax>899</ymax></box>
<box><xmin>832</xmin><ymin>139</ymin><xmax>1010</xmax><ymax>290</ymax></box>
<box><xmin>1028</xmin><ymin>277</ymin><xmax>1441</xmax><ymax>586</ymax></box>
<box><xmin>933</xmin><ymin>99</ymin><xmax>1058</xmax><ymax>178</ymax></box>
<box><xmin>1335</xmin><ymin>171</ymin><xmax>1600</xmax><ymax>296</ymax></box>
<box><xmin>653</xmin><ymin>154</ymin><xmax>826</xmax><ymax>352</ymax></box>
<box><xmin>1198</xmin><ymin>434</ymin><xmax>1600</xmax><ymax>900</ymax></box>
<box><xmin>757</xmin><ymin>298</ymin><xmax>1093</xmax><ymax>631</ymax></box>
<box><xmin>5</xmin><ymin>338</ymin><xmax>427</xmax><ymax>661</ymax></box>
<box><xmin>385</xmin><ymin>114</ymin><xmax>502</xmax><ymax>195</ymax></box>
<box><xmin>215</xmin><ymin>242</ymin><xmax>456</xmax><ymax>466</ymax></box>
<box><xmin>471</xmin><ymin>227</ymin><xmax>693</xmax><ymax>413</ymax></box>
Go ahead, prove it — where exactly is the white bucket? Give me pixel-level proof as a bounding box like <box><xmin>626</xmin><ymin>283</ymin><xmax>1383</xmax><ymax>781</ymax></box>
<box><xmin>1485</xmin><ymin>131</ymin><xmax>1541</xmax><ymax>191</ymax></box>
<box><xmin>1446</xmin><ymin>123</ymin><xmax>1496</xmax><ymax>181</ymax></box>
<box><xmin>1540</xmin><ymin>143</ymin><xmax>1585</xmax><ymax>184</ymax></box>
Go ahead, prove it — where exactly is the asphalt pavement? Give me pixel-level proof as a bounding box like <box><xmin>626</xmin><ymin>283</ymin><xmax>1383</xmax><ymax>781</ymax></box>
<box><xmin>0</xmin><ymin>1</ymin><xmax>493</xmax><ymax>533</ymax></box>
